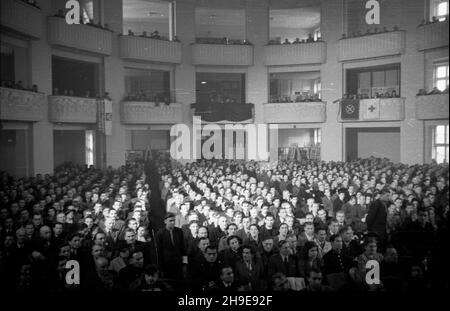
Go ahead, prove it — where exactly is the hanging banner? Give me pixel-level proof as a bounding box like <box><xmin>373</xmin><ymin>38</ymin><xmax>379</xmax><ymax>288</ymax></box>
<box><xmin>97</xmin><ymin>98</ymin><xmax>113</xmax><ymax>135</ymax></box>
<box><xmin>362</xmin><ymin>98</ymin><xmax>381</xmax><ymax>120</ymax></box>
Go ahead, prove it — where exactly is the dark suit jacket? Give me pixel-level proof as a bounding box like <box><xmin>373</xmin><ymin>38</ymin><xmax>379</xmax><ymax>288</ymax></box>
<box><xmin>267</xmin><ymin>253</ymin><xmax>297</xmax><ymax>278</ymax></box>
<box><xmin>155</xmin><ymin>227</ymin><xmax>186</xmax><ymax>272</ymax></box>
<box><xmin>366</xmin><ymin>199</ymin><xmax>388</xmax><ymax>240</ymax></box>
<box><xmin>235</xmin><ymin>260</ymin><xmax>266</xmax><ymax>291</ymax></box>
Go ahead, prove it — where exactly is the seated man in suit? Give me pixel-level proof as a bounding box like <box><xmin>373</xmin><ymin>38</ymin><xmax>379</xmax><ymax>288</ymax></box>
<box><xmin>218</xmin><ymin>235</ymin><xmax>242</xmax><ymax>270</ymax></box>
<box><xmin>268</xmin><ymin>240</ymin><xmax>297</xmax><ymax>279</ymax></box>
<box><xmin>323</xmin><ymin>234</ymin><xmax>354</xmax><ymax>290</ymax></box>
<box><xmin>210</xmin><ymin>266</ymin><xmax>239</xmax><ymax>291</ymax></box>
<box><xmin>190</xmin><ymin>246</ymin><xmax>222</xmax><ymax>290</ymax></box>
<box><xmin>235</xmin><ymin>245</ymin><xmax>266</xmax><ymax>291</ymax></box>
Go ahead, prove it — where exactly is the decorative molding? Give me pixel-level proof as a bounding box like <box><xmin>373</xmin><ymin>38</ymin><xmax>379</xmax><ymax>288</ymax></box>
<box><xmin>338</xmin><ymin>31</ymin><xmax>406</xmax><ymax>62</ymax></box>
<box><xmin>121</xmin><ymin>102</ymin><xmax>185</xmax><ymax>124</ymax></box>
<box><xmin>0</xmin><ymin>87</ymin><xmax>46</xmax><ymax>121</ymax></box>
<box><xmin>339</xmin><ymin>98</ymin><xmax>405</xmax><ymax>122</ymax></box>
<box><xmin>0</xmin><ymin>0</ymin><xmax>43</xmax><ymax>39</ymax></box>
<box><xmin>191</xmin><ymin>44</ymin><xmax>254</xmax><ymax>66</ymax></box>
<box><xmin>415</xmin><ymin>94</ymin><xmax>449</xmax><ymax>120</ymax></box>
<box><xmin>119</xmin><ymin>36</ymin><xmax>182</xmax><ymax>64</ymax></box>
<box><xmin>47</xmin><ymin>17</ymin><xmax>113</xmax><ymax>56</ymax></box>
<box><xmin>264</xmin><ymin>42</ymin><xmax>326</xmax><ymax>66</ymax></box>
<box><xmin>49</xmin><ymin>96</ymin><xmax>97</xmax><ymax>123</ymax></box>
<box><xmin>264</xmin><ymin>102</ymin><xmax>326</xmax><ymax>123</ymax></box>
<box><xmin>417</xmin><ymin>20</ymin><xmax>449</xmax><ymax>51</ymax></box>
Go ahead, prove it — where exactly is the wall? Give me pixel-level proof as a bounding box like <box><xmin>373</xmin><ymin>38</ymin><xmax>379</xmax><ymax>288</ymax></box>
<box><xmin>278</xmin><ymin>129</ymin><xmax>313</xmax><ymax>147</ymax></box>
<box><xmin>53</xmin><ymin>130</ymin><xmax>86</xmax><ymax>167</ymax></box>
<box><xmin>357</xmin><ymin>128</ymin><xmax>401</xmax><ymax>162</ymax></box>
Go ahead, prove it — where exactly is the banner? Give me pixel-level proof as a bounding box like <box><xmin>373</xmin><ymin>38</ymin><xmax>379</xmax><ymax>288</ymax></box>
<box><xmin>97</xmin><ymin>98</ymin><xmax>113</xmax><ymax>135</ymax></box>
<box><xmin>362</xmin><ymin>98</ymin><xmax>381</xmax><ymax>120</ymax></box>
<box><xmin>340</xmin><ymin>99</ymin><xmax>359</xmax><ymax>120</ymax></box>
<box><xmin>191</xmin><ymin>102</ymin><xmax>254</xmax><ymax>122</ymax></box>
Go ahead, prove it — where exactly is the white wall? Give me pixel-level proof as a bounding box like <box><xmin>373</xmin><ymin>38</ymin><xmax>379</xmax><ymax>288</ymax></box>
<box><xmin>278</xmin><ymin>129</ymin><xmax>313</xmax><ymax>147</ymax></box>
<box><xmin>357</xmin><ymin>129</ymin><xmax>400</xmax><ymax>162</ymax></box>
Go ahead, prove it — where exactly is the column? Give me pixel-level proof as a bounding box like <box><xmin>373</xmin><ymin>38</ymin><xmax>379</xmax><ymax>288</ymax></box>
<box><xmin>103</xmin><ymin>0</ymin><xmax>126</xmax><ymax>168</ymax></box>
<box><xmin>320</xmin><ymin>0</ymin><xmax>345</xmax><ymax>162</ymax></box>
<box><xmin>246</xmin><ymin>0</ymin><xmax>269</xmax><ymax>161</ymax></box>
<box><xmin>29</xmin><ymin>0</ymin><xmax>54</xmax><ymax>175</ymax></box>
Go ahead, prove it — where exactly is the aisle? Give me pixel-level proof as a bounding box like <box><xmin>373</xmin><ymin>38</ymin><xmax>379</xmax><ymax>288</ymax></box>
<box><xmin>145</xmin><ymin>160</ymin><xmax>166</xmax><ymax>231</ymax></box>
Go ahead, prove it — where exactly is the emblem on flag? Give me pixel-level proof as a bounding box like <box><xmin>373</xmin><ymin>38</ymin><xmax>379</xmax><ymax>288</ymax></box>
<box><xmin>341</xmin><ymin>99</ymin><xmax>360</xmax><ymax>120</ymax></box>
<box><xmin>362</xmin><ymin>99</ymin><xmax>380</xmax><ymax>120</ymax></box>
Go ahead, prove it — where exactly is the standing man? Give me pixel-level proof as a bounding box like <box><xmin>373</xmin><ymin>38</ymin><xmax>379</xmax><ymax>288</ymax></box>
<box><xmin>155</xmin><ymin>213</ymin><xmax>187</xmax><ymax>281</ymax></box>
<box><xmin>366</xmin><ymin>189</ymin><xmax>390</xmax><ymax>249</ymax></box>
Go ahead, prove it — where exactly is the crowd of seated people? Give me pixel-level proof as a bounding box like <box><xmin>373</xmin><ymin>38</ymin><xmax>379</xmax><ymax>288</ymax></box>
<box><xmin>51</xmin><ymin>88</ymin><xmax>111</xmax><ymax>100</ymax></box>
<box><xmin>124</xmin><ymin>30</ymin><xmax>179</xmax><ymax>42</ymax></box>
<box><xmin>1</xmin><ymin>156</ymin><xmax>448</xmax><ymax>292</ymax></box>
<box><xmin>123</xmin><ymin>91</ymin><xmax>172</xmax><ymax>104</ymax></box>
<box><xmin>1</xmin><ymin>80</ymin><xmax>39</xmax><ymax>93</ymax></box>
<box><xmin>417</xmin><ymin>86</ymin><xmax>449</xmax><ymax>96</ymax></box>
<box><xmin>268</xmin><ymin>34</ymin><xmax>321</xmax><ymax>45</ymax></box>
<box><xmin>341</xmin><ymin>26</ymin><xmax>399</xmax><ymax>39</ymax></box>
<box><xmin>195</xmin><ymin>37</ymin><xmax>252</xmax><ymax>45</ymax></box>
<box><xmin>270</xmin><ymin>93</ymin><xmax>321</xmax><ymax>103</ymax></box>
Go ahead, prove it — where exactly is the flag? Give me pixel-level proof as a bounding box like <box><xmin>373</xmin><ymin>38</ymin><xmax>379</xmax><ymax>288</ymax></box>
<box><xmin>362</xmin><ymin>98</ymin><xmax>380</xmax><ymax>120</ymax></box>
<box><xmin>97</xmin><ymin>98</ymin><xmax>113</xmax><ymax>135</ymax></box>
<box><xmin>341</xmin><ymin>99</ymin><xmax>359</xmax><ymax>120</ymax></box>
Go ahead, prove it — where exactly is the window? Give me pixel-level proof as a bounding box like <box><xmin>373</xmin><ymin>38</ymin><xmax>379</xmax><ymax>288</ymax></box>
<box><xmin>85</xmin><ymin>130</ymin><xmax>94</xmax><ymax>167</ymax></box>
<box><xmin>434</xmin><ymin>63</ymin><xmax>449</xmax><ymax>91</ymax></box>
<box><xmin>431</xmin><ymin>0</ymin><xmax>449</xmax><ymax>21</ymax></box>
<box><xmin>314</xmin><ymin>129</ymin><xmax>321</xmax><ymax>145</ymax></box>
<box><xmin>269</xmin><ymin>72</ymin><xmax>321</xmax><ymax>103</ymax></box>
<box><xmin>432</xmin><ymin>125</ymin><xmax>449</xmax><ymax>163</ymax></box>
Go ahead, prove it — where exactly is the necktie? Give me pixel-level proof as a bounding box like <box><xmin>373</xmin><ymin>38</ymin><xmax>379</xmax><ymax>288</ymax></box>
<box><xmin>169</xmin><ymin>229</ymin><xmax>174</xmax><ymax>245</ymax></box>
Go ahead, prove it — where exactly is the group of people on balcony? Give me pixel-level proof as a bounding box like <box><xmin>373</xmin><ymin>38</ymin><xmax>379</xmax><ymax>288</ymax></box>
<box><xmin>344</xmin><ymin>89</ymin><xmax>401</xmax><ymax>101</ymax></box>
<box><xmin>21</xmin><ymin>0</ymin><xmax>39</xmax><ymax>9</ymax></box>
<box><xmin>125</xmin><ymin>30</ymin><xmax>179</xmax><ymax>42</ymax></box>
<box><xmin>419</xmin><ymin>14</ymin><xmax>449</xmax><ymax>25</ymax></box>
<box><xmin>52</xmin><ymin>88</ymin><xmax>111</xmax><ymax>100</ymax></box>
<box><xmin>417</xmin><ymin>87</ymin><xmax>449</xmax><ymax>96</ymax></box>
<box><xmin>270</xmin><ymin>93</ymin><xmax>321</xmax><ymax>103</ymax></box>
<box><xmin>1</xmin><ymin>80</ymin><xmax>38</xmax><ymax>93</ymax></box>
<box><xmin>208</xmin><ymin>93</ymin><xmax>240</xmax><ymax>105</ymax></box>
<box><xmin>342</xmin><ymin>26</ymin><xmax>399</xmax><ymax>39</ymax></box>
<box><xmin>53</xmin><ymin>9</ymin><xmax>110</xmax><ymax>30</ymax></box>
<box><xmin>268</xmin><ymin>34</ymin><xmax>321</xmax><ymax>45</ymax></box>
<box><xmin>195</xmin><ymin>37</ymin><xmax>252</xmax><ymax>45</ymax></box>
<box><xmin>123</xmin><ymin>91</ymin><xmax>171</xmax><ymax>104</ymax></box>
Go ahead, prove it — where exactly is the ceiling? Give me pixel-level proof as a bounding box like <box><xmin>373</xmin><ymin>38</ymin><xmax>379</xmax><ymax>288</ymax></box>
<box><xmin>123</xmin><ymin>0</ymin><xmax>320</xmax><ymax>29</ymax></box>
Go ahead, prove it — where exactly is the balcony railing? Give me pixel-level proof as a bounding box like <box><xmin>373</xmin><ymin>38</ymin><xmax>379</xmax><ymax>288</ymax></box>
<box><xmin>264</xmin><ymin>42</ymin><xmax>327</xmax><ymax>66</ymax></box>
<box><xmin>0</xmin><ymin>0</ymin><xmax>43</xmax><ymax>39</ymax></box>
<box><xmin>121</xmin><ymin>102</ymin><xmax>184</xmax><ymax>124</ymax></box>
<box><xmin>0</xmin><ymin>87</ymin><xmax>46</xmax><ymax>121</ymax></box>
<box><xmin>264</xmin><ymin>102</ymin><xmax>326</xmax><ymax>123</ymax></box>
<box><xmin>47</xmin><ymin>17</ymin><xmax>113</xmax><ymax>55</ymax></box>
<box><xmin>49</xmin><ymin>96</ymin><xmax>97</xmax><ymax>123</ymax></box>
<box><xmin>338</xmin><ymin>31</ymin><xmax>406</xmax><ymax>62</ymax></box>
<box><xmin>417</xmin><ymin>20</ymin><xmax>449</xmax><ymax>51</ymax></box>
<box><xmin>415</xmin><ymin>94</ymin><xmax>449</xmax><ymax>120</ymax></box>
<box><xmin>119</xmin><ymin>35</ymin><xmax>182</xmax><ymax>64</ymax></box>
<box><xmin>339</xmin><ymin>97</ymin><xmax>405</xmax><ymax>122</ymax></box>
<box><xmin>191</xmin><ymin>44</ymin><xmax>254</xmax><ymax>66</ymax></box>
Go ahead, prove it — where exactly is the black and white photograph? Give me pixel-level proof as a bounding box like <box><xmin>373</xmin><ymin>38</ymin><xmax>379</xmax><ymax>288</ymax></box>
<box><xmin>0</xmin><ymin>0</ymin><xmax>449</xmax><ymax>306</ymax></box>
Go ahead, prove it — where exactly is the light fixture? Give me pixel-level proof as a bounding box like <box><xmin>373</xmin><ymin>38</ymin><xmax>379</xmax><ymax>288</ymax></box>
<box><xmin>201</xmin><ymin>81</ymin><xmax>207</xmax><ymax>84</ymax></box>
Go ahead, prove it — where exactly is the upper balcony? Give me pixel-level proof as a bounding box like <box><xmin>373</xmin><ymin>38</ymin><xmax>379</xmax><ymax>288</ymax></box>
<box><xmin>339</xmin><ymin>97</ymin><xmax>405</xmax><ymax>122</ymax></box>
<box><xmin>121</xmin><ymin>102</ymin><xmax>185</xmax><ymax>124</ymax></box>
<box><xmin>119</xmin><ymin>35</ymin><xmax>182</xmax><ymax>64</ymax></box>
<box><xmin>264</xmin><ymin>42</ymin><xmax>326</xmax><ymax>66</ymax></box>
<box><xmin>191</xmin><ymin>39</ymin><xmax>253</xmax><ymax>66</ymax></box>
<box><xmin>47</xmin><ymin>16</ymin><xmax>113</xmax><ymax>56</ymax></box>
<box><xmin>338</xmin><ymin>30</ymin><xmax>406</xmax><ymax>62</ymax></box>
<box><xmin>415</xmin><ymin>93</ymin><xmax>449</xmax><ymax>120</ymax></box>
<box><xmin>49</xmin><ymin>96</ymin><xmax>97</xmax><ymax>123</ymax></box>
<box><xmin>264</xmin><ymin>102</ymin><xmax>326</xmax><ymax>123</ymax></box>
<box><xmin>417</xmin><ymin>19</ymin><xmax>449</xmax><ymax>51</ymax></box>
<box><xmin>0</xmin><ymin>0</ymin><xmax>43</xmax><ymax>39</ymax></box>
<box><xmin>0</xmin><ymin>87</ymin><xmax>46</xmax><ymax>121</ymax></box>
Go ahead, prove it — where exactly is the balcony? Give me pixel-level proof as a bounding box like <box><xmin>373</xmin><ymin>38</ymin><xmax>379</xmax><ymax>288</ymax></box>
<box><xmin>0</xmin><ymin>0</ymin><xmax>43</xmax><ymax>39</ymax></box>
<box><xmin>191</xmin><ymin>44</ymin><xmax>254</xmax><ymax>66</ymax></box>
<box><xmin>47</xmin><ymin>17</ymin><xmax>113</xmax><ymax>55</ymax></box>
<box><xmin>264</xmin><ymin>102</ymin><xmax>326</xmax><ymax>123</ymax></box>
<box><xmin>417</xmin><ymin>20</ymin><xmax>449</xmax><ymax>51</ymax></box>
<box><xmin>121</xmin><ymin>102</ymin><xmax>184</xmax><ymax>124</ymax></box>
<box><xmin>264</xmin><ymin>42</ymin><xmax>326</xmax><ymax>66</ymax></box>
<box><xmin>415</xmin><ymin>94</ymin><xmax>449</xmax><ymax>120</ymax></box>
<box><xmin>339</xmin><ymin>98</ymin><xmax>405</xmax><ymax>122</ymax></box>
<box><xmin>49</xmin><ymin>96</ymin><xmax>97</xmax><ymax>123</ymax></box>
<box><xmin>338</xmin><ymin>31</ymin><xmax>405</xmax><ymax>62</ymax></box>
<box><xmin>119</xmin><ymin>35</ymin><xmax>182</xmax><ymax>64</ymax></box>
<box><xmin>0</xmin><ymin>87</ymin><xmax>46</xmax><ymax>121</ymax></box>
